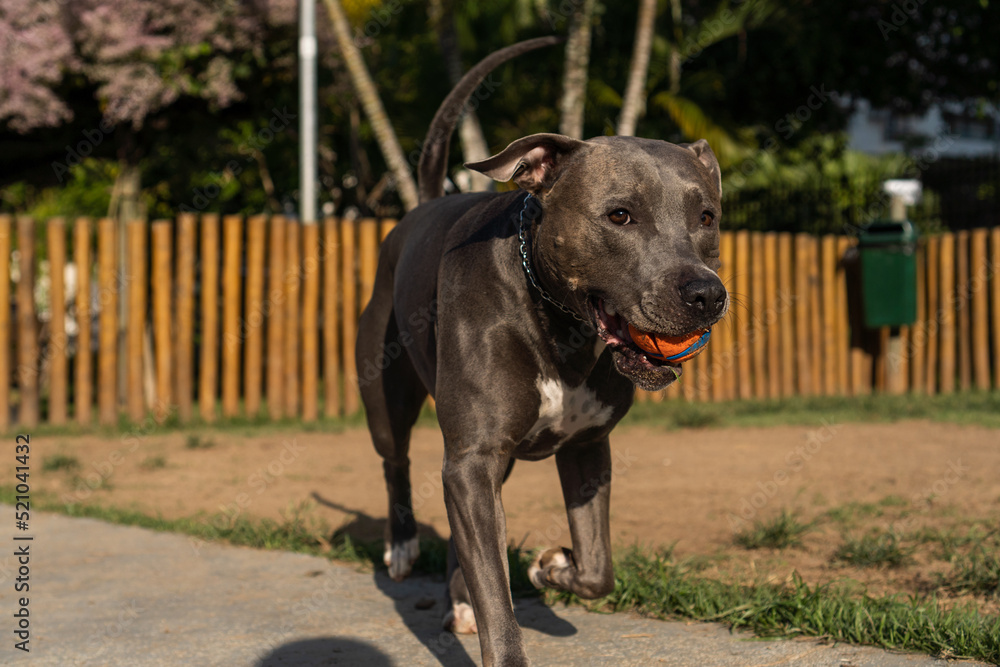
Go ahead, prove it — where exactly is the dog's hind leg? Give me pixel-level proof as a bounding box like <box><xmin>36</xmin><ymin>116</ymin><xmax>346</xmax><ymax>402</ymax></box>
<box><xmin>357</xmin><ymin>264</ymin><xmax>429</xmax><ymax>582</ymax></box>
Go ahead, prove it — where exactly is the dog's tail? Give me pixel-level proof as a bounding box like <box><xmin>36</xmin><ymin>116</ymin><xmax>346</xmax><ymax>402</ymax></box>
<box><xmin>417</xmin><ymin>36</ymin><xmax>564</xmax><ymax>203</ymax></box>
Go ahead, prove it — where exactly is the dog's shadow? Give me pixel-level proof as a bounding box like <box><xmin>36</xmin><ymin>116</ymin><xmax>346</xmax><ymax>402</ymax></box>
<box><xmin>312</xmin><ymin>493</ymin><xmax>577</xmax><ymax>666</ymax></box>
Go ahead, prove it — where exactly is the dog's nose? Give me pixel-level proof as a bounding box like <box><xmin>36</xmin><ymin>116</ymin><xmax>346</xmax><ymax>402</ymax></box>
<box><xmin>679</xmin><ymin>278</ymin><xmax>727</xmax><ymax>315</ymax></box>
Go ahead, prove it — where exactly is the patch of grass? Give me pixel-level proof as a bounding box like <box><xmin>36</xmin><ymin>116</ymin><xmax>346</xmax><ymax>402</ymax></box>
<box><xmin>734</xmin><ymin>510</ymin><xmax>813</xmax><ymax>550</ymax></box>
<box><xmin>42</xmin><ymin>453</ymin><xmax>81</xmax><ymax>472</ymax></box>
<box><xmin>553</xmin><ymin>547</ymin><xmax>1000</xmax><ymax>664</ymax></box>
<box><xmin>185</xmin><ymin>435</ymin><xmax>216</xmax><ymax>450</ymax></box>
<box><xmin>939</xmin><ymin>545</ymin><xmax>1000</xmax><ymax>598</ymax></box>
<box><xmin>878</xmin><ymin>495</ymin><xmax>908</xmax><ymax>508</ymax></box>
<box><xmin>70</xmin><ymin>474</ymin><xmax>113</xmax><ymax>492</ymax></box>
<box><xmin>825</xmin><ymin>501</ymin><xmax>883</xmax><ymax>526</ymax></box>
<box><xmin>671</xmin><ymin>404</ymin><xmax>721</xmax><ymax>429</ymax></box>
<box><xmin>139</xmin><ymin>456</ymin><xmax>167</xmax><ymax>470</ymax></box>
<box><xmin>908</xmin><ymin>526</ymin><xmax>989</xmax><ymax>562</ymax></box>
<box><xmin>833</xmin><ymin>532</ymin><xmax>912</xmax><ymax>569</ymax></box>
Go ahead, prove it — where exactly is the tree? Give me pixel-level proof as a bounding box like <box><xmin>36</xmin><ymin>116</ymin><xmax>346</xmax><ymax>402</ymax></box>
<box><xmin>321</xmin><ymin>0</ymin><xmax>419</xmax><ymax>210</ymax></box>
<box><xmin>0</xmin><ymin>0</ymin><xmax>304</xmax><ymax>217</ymax></box>
<box><xmin>617</xmin><ymin>0</ymin><xmax>657</xmax><ymax>137</ymax></box>
<box><xmin>558</xmin><ymin>0</ymin><xmax>596</xmax><ymax>139</ymax></box>
<box><xmin>428</xmin><ymin>0</ymin><xmax>492</xmax><ymax>192</ymax></box>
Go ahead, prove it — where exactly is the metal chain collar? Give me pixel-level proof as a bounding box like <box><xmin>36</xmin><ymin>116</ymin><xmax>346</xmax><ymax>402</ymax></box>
<box><xmin>518</xmin><ymin>194</ymin><xmax>587</xmax><ymax>323</ymax></box>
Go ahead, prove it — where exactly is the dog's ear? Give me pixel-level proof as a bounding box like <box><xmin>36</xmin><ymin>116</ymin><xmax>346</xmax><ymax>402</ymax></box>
<box><xmin>681</xmin><ymin>139</ymin><xmax>722</xmax><ymax>196</ymax></box>
<box><xmin>465</xmin><ymin>133</ymin><xmax>588</xmax><ymax>194</ymax></box>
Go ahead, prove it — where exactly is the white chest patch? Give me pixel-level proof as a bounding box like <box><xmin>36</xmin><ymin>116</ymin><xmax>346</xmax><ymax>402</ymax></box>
<box><xmin>526</xmin><ymin>376</ymin><xmax>614</xmax><ymax>443</ymax></box>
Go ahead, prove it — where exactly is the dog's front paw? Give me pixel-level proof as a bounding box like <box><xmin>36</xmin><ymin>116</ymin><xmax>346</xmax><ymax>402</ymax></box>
<box><xmin>442</xmin><ymin>602</ymin><xmax>478</xmax><ymax>634</ymax></box>
<box><xmin>528</xmin><ymin>547</ymin><xmax>573</xmax><ymax>590</ymax></box>
<box><xmin>383</xmin><ymin>536</ymin><xmax>420</xmax><ymax>582</ymax></box>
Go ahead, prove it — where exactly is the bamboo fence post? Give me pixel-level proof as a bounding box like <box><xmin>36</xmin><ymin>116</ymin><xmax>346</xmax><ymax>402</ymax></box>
<box><xmin>681</xmin><ymin>366</ymin><xmax>695</xmax><ymax>401</ymax></box>
<box><xmin>380</xmin><ymin>219</ymin><xmax>396</xmax><ymax>242</ymax></box>
<box><xmin>992</xmin><ymin>226</ymin><xmax>1000</xmax><ymax>390</ymax></box>
<box><xmin>243</xmin><ymin>215</ymin><xmax>267</xmax><ymax>417</ymax></box>
<box><xmin>763</xmin><ymin>233</ymin><xmax>780</xmax><ymax>399</ymax></box>
<box><xmin>199</xmin><ymin>214</ymin><xmax>220</xmax><ymax>422</ymax></box>
<box><xmin>222</xmin><ymin>215</ymin><xmax>244</xmax><ymax>418</ymax></box>
<box><xmin>807</xmin><ymin>236</ymin><xmax>823</xmax><ymax>395</ymax></box>
<box><xmin>341</xmin><ymin>218</ymin><xmax>359</xmax><ymax>414</ymax></box>
<box><xmin>697</xmin><ymin>340</ymin><xmax>712</xmax><ymax>402</ymax></box>
<box><xmin>970</xmin><ymin>229</ymin><xmax>989</xmax><ymax>391</ymax></box>
<box><xmin>47</xmin><ymin>218</ymin><xmax>68</xmax><ymax>424</ymax></box>
<box><xmin>266</xmin><ymin>216</ymin><xmax>286</xmax><ymax>419</ymax></box>
<box><xmin>848</xmin><ymin>234</ymin><xmax>869</xmax><ymax>396</ymax></box>
<box><xmin>911</xmin><ymin>239</ymin><xmax>926</xmax><ymax>394</ymax></box>
<box><xmin>15</xmin><ymin>217</ymin><xmax>39</xmax><ymax>426</ymax></box>
<box><xmin>820</xmin><ymin>235</ymin><xmax>838</xmax><ymax>395</ymax></box>
<box><xmin>302</xmin><ymin>223</ymin><xmax>320</xmax><ymax>422</ymax></box>
<box><xmin>0</xmin><ymin>216</ymin><xmax>10</xmax><ymax>429</ymax></box>
<box><xmin>175</xmin><ymin>214</ymin><xmax>196</xmax><ymax>422</ymax></box>
<box><xmin>777</xmin><ymin>233</ymin><xmax>795</xmax><ymax>398</ymax></box>
<box><xmin>97</xmin><ymin>219</ymin><xmax>117</xmax><ymax>424</ymax></box>
<box><xmin>734</xmin><ymin>231</ymin><xmax>751</xmax><ymax>399</ymax></box>
<box><xmin>956</xmin><ymin>230</ymin><xmax>971</xmax><ymax>390</ymax></box>
<box><xmin>323</xmin><ymin>217</ymin><xmax>341</xmax><ymax>416</ymax></box>
<box><xmin>151</xmin><ymin>221</ymin><xmax>173</xmax><ymax>420</ymax></box>
<box><xmin>714</xmin><ymin>231</ymin><xmax>735</xmax><ymax>401</ymax></box>
<box><xmin>836</xmin><ymin>236</ymin><xmax>851</xmax><ymax>393</ymax></box>
<box><xmin>358</xmin><ymin>218</ymin><xmax>378</xmax><ymax>315</ymax></box>
<box><xmin>794</xmin><ymin>234</ymin><xmax>812</xmax><ymax>395</ymax></box>
<box><xmin>939</xmin><ymin>233</ymin><xmax>956</xmax><ymax>394</ymax></box>
<box><xmin>126</xmin><ymin>221</ymin><xmax>147</xmax><ymax>422</ymax></box>
<box><xmin>750</xmin><ymin>233</ymin><xmax>767</xmax><ymax>399</ymax></box>
<box><xmin>924</xmin><ymin>235</ymin><xmax>940</xmax><ymax>395</ymax></box>
<box><xmin>284</xmin><ymin>220</ymin><xmax>301</xmax><ymax>417</ymax></box>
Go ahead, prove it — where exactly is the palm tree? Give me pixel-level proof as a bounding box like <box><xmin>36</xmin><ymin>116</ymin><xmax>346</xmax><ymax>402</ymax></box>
<box><xmin>558</xmin><ymin>0</ymin><xmax>596</xmax><ymax>139</ymax></box>
<box><xmin>429</xmin><ymin>0</ymin><xmax>493</xmax><ymax>192</ymax></box>
<box><xmin>619</xmin><ymin>0</ymin><xmax>778</xmax><ymax>167</ymax></box>
<box><xmin>321</xmin><ymin>0</ymin><xmax>420</xmax><ymax>210</ymax></box>
<box><xmin>617</xmin><ymin>0</ymin><xmax>657</xmax><ymax>137</ymax></box>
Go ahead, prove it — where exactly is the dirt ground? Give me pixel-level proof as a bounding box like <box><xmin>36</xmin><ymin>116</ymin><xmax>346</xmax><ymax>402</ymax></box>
<box><xmin>20</xmin><ymin>419</ymin><xmax>1000</xmax><ymax>612</ymax></box>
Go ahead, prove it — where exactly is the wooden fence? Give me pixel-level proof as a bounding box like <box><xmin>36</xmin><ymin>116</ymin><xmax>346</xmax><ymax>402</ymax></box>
<box><xmin>0</xmin><ymin>214</ymin><xmax>998</xmax><ymax>428</ymax></box>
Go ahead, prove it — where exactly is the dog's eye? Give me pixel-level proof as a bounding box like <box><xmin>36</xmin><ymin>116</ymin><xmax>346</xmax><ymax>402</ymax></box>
<box><xmin>608</xmin><ymin>209</ymin><xmax>631</xmax><ymax>225</ymax></box>
<box><xmin>700</xmin><ymin>211</ymin><xmax>715</xmax><ymax>226</ymax></box>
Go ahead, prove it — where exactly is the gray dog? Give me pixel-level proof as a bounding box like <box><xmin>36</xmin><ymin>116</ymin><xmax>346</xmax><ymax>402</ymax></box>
<box><xmin>356</xmin><ymin>37</ymin><xmax>728</xmax><ymax>666</ymax></box>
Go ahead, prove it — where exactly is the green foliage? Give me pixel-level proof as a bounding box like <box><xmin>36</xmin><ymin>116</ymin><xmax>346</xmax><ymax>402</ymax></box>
<box><xmin>139</xmin><ymin>456</ymin><xmax>168</xmax><ymax>470</ymax></box>
<box><xmin>833</xmin><ymin>532</ymin><xmax>913</xmax><ymax>569</ymax></box>
<box><xmin>42</xmin><ymin>453</ymin><xmax>81</xmax><ymax>473</ymax></box>
<box><xmin>556</xmin><ymin>547</ymin><xmax>1000</xmax><ymax>663</ymax></box>
<box><xmin>939</xmin><ymin>544</ymin><xmax>1000</xmax><ymax>598</ymax></box>
<box><xmin>734</xmin><ymin>510</ymin><xmax>813</xmax><ymax>550</ymax></box>
<box><xmin>185</xmin><ymin>435</ymin><xmax>217</xmax><ymax>450</ymax></box>
<box><xmin>1</xmin><ymin>158</ymin><xmax>121</xmax><ymax>218</ymax></box>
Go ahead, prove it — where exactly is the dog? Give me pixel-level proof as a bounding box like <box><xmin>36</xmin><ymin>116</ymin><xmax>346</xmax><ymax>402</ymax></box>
<box><xmin>355</xmin><ymin>36</ymin><xmax>729</xmax><ymax>666</ymax></box>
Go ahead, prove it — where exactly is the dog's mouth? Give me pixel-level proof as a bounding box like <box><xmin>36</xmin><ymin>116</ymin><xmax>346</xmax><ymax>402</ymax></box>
<box><xmin>591</xmin><ymin>298</ymin><xmax>699</xmax><ymax>391</ymax></box>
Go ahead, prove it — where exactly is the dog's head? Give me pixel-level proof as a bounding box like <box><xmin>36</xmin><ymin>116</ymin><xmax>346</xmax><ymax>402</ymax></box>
<box><xmin>468</xmin><ymin>133</ymin><xmax>728</xmax><ymax>391</ymax></box>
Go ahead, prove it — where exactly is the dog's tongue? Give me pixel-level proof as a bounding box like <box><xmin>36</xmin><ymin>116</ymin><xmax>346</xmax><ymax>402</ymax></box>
<box><xmin>627</xmin><ymin>324</ymin><xmax>710</xmax><ymax>363</ymax></box>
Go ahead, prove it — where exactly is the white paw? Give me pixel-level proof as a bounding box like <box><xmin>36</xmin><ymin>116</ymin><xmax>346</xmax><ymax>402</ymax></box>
<box><xmin>442</xmin><ymin>602</ymin><xmax>478</xmax><ymax>634</ymax></box>
<box><xmin>383</xmin><ymin>536</ymin><xmax>419</xmax><ymax>581</ymax></box>
<box><xmin>528</xmin><ymin>547</ymin><xmax>571</xmax><ymax>590</ymax></box>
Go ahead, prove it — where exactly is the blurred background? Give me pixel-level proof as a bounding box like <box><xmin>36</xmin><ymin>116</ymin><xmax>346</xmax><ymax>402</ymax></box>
<box><xmin>2</xmin><ymin>0</ymin><xmax>997</xmax><ymax>231</ymax></box>
<box><xmin>0</xmin><ymin>0</ymin><xmax>998</xmax><ymax>429</ymax></box>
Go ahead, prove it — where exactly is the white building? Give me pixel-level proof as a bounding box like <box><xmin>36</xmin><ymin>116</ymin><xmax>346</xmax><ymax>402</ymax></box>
<box><xmin>846</xmin><ymin>98</ymin><xmax>999</xmax><ymax>158</ymax></box>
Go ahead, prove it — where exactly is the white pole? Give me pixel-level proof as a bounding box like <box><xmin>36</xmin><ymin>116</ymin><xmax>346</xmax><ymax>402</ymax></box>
<box><xmin>299</xmin><ymin>0</ymin><xmax>317</xmax><ymax>224</ymax></box>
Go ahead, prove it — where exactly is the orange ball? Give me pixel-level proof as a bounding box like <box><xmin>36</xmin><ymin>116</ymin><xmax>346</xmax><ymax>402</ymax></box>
<box><xmin>627</xmin><ymin>324</ymin><xmax>710</xmax><ymax>363</ymax></box>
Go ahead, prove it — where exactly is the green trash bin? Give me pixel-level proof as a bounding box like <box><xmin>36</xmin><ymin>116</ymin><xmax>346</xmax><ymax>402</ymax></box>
<box><xmin>858</xmin><ymin>220</ymin><xmax>919</xmax><ymax>328</ymax></box>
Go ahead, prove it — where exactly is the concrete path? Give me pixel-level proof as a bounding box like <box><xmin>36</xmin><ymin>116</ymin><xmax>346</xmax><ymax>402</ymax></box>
<box><xmin>0</xmin><ymin>509</ymin><xmax>989</xmax><ymax>666</ymax></box>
